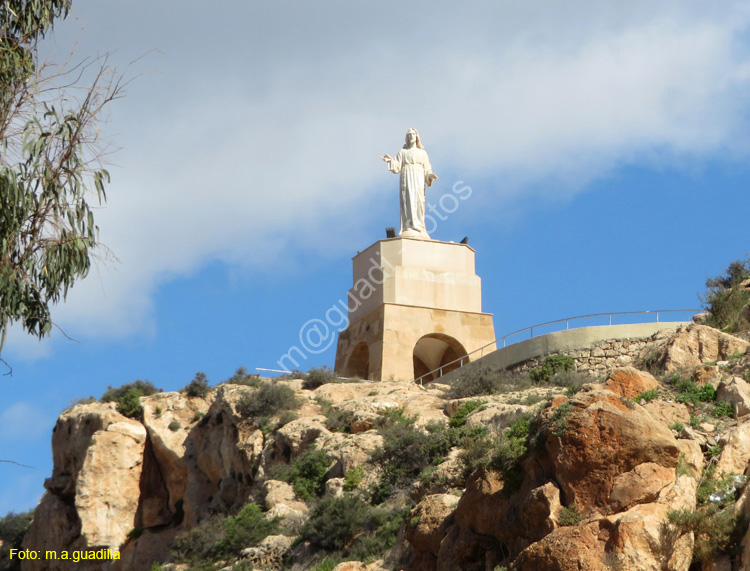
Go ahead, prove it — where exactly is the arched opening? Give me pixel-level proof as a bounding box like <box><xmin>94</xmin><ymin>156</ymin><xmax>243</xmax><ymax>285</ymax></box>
<box><xmin>413</xmin><ymin>333</ymin><xmax>468</xmax><ymax>383</ymax></box>
<box><xmin>345</xmin><ymin>342</ymin><xmax>370</xmax><ymax>379</ymax></box>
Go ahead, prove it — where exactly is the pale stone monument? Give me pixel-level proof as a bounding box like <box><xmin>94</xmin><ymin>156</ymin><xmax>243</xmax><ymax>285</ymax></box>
<box><xmin>334</xmin><ymin>129</ymin><xmax>496</xmax><ymax>382</ymax></box>
<box><xmin>381</xmin><ymin>128</ymin><xmax>438</xmax><ymax>239</ymax></box>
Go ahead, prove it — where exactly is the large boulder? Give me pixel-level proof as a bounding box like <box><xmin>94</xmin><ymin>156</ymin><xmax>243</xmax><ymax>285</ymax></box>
<box><xmin>513</xmin><ymin>475</ymin><xmax>697</xmax><ymax>571</ymax></box>
<box><xmin>715</xmin><ymin>420</ymin><xmax>750</xmax><ymax>476</ymax></box>
<box><xmin>406</xmin><ymin>494</ymin><xmax>457</xmax><ymax>557</ymax></box>
<box><xmin>22</xmin><ymin>404</ymin><xmax>147</xmax><ymax>570</ymax></box>
<box><xmin>147</xmin><ymin>386</ymin><xmax>265</xmax><ymax>528</ymax></box>
<box><xmin>645</xmin><ymin>324</ymin><xmax>750</xmax><ymax>372</ymax></box>
<box><xmin>716</xmin><ymin>377</ymin><xmax>750</xmax><ymax>418</ymax></box>
<box><xmin>434</xmin><ymin>369</ymin><xmax>685</xmax><ymax>570</ymax></box>
<box><xmin>602</xmin><ymin>367</ymin><xmax>658</xmax><ymax>398</ymax></box>
<box><xmin>513</xmin><ymin>522</ymin><xmax>605</xmax><ymax>571</ymax></box>
<box><xmin>542</xmin><ymin>383</ymin><xmax>680</xmax><ymax>515</ymax></box>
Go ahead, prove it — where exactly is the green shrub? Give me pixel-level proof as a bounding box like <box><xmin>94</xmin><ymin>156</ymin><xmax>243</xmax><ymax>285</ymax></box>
<box><xmin>173</xmin><ymin>503</ymin><xmax>279</xmax><ymax>563</ymax></box>
<box><xmin>488</xmin><ymin>435</ymin><xmax>527</xmax><ymax>474</ymax></box>
<box><xmin>273</xmin><ymin>447</ymin><xmax>330</xmax><ymax>501</ymax></box>
<box><xmin>277</xmin><ymin>410</ymin><xmax>297</xmax><ymax>429</ymax></box>
<box><xmin>668</xmin><ymin>507</ymin><xmax>744</xmax><ymax>564</ymax></box>
<box><xmin>236</xmin><ymin>381</ymin><xmax>299</xmax><ymax>421</ymax></box>
<box><xmin>324</xmin><ymin>408</ymin><xmax>356</xmax><ymax>433</ymax></box>
<box><xmin>713</xmin><ymin>401</ymin><xmax>734</xmax><ymax>418</ymax></box>
<box><xmin>444</xmin><ymin>367</ymin><xmax>525</xmax><ymax>399</ymax></box>
<box><xmin>449</xmin><ymin>400</ymin><xmax>483</xmax><ymax>428</ymax></box>
<box><xmin>666</xmin><ymin>375</ymin><xmax>716</xmax><ymax>405</ymax></box>
<box><xmin>344</xmin><ymin>466</ymin><xmax>364</xmax><ymax>491</ymax></box>
<box><xmin>192</xmin><ymin>411</ymin><xmax>204</xmax><ymax>422</ymax></box>
<box><xmin>316</xmin><ymin>397</ymin><xmax>356</xmax><ymax>433</ymax></box>
<box><xmin>183</xmin><ymin>372</ymin><xmax>210</xmax><ymax>398</ymax></box>
<box><xmin>457</xmin><ymin>416</ymin><xmax>528</xmax><ymax>485</ymax></box>
<box><xmin>559</xmin><ymin>505</ymin><xmax>582</xmax><ymax>526</ymax></box>
<box><xmin>374</xmin><ymin>407</ymin><xmax>415</xmax><ymax>427</ymax></box>
<box><xmin>101</xmin><ymin>380</ymin><xmax>161</xmax><ymax>420</ymax></box>
<box><xmin>529</xmin><ymin>354</ymin><xmax>575</xmax><ymax>384</ymax></box>
<box><xmin>458</xmin><ymin>434</ymin><xmax>494</xmax><ymax>478</ymax></box>
<box><xmin>347</xmin><ymin>506</ymin><xmax>409</xmax><ymax>562</ymax></box>
<box><xmin>101</xmin><ymin>379</ymin><xmax>160</xmax><ymax>402</ymax></box>
<box><xmin>371</xmin><ymin>420</ymin><xmax>453</xmax><ymax>501</ymax></box>
<box><xmin>523</xmin><ymin>393</ymin><xmax>545</xmax><ymax>406</ymax></box>
<box><xmin>669</xmin><ymin>422</ymin><xmax>684</xmax><ymax>432</ymax></box>
<box><xmin>300</xmin><ymin>495</ymin><xmax>372</xmax><ymax>552</ymax></box>
<box><xmin>302</xmin><ymin>366</ymin><xmax>338</xmax><ymax>390</ymax></box>
<box><xmin>696</xmin><ymin>465</ymin><xmax>738</xmax><ymax>505</ymax></box>
<box><xmin>506</xmin><ymin>415</ymin><xmax>531</xmax><ymax>439</ymax></box>
<box><xmin>701</xmin><ymin>257</ymin><xmax>750</xmax><ymax>332</ymax></box>
<box><xmin>224</xmin><ymin>367</ymin><xmax>262</xmax><ymax>386</ymax></box>
<box><xmin>707</xmin><ymin>444</ymin><xmax>723</xmax><ymax>459</ymax></box>
<box><xmin>0</xmin><ymin>509</ymin><xmax>34</xmax><ymax>568</ymax></box>
<box><xmin>635</xmin><ymin>388</ymin><xmax>658</xmax><ymax>403</ymax></box>
<box><xmin>168</xmin><ymin>420</ymin><xmax>181</xmax><ymax>432</ymax></box>
<box><xmin>299</xmin><ymin>496</ymin><xmax>405</xmax><ymax>561</ymax></box>
<box><xmin>222</xmin><ymin>504</ymin><xmax>279</xmax><ymax>556</ymax></box>
<box><xmin>70</xmin><ymin>396</ymin><xmax>96</xmax><ymax>406</ymax></box>
<box><xmin>116</xmin><ymin>388</ymin><xmax>145</xmax><ymax>419</ymax></box>
<box><xmin>550</xmin><ymin>402</ymin><xmax>572</xmax><ymax>437</ymax></box>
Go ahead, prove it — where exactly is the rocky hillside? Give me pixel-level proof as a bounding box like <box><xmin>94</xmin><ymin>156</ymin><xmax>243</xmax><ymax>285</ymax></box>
<box><xmin>13</xmin><ymin>323</ymin><xmax>750</xmax><ymax>571</ymax></box>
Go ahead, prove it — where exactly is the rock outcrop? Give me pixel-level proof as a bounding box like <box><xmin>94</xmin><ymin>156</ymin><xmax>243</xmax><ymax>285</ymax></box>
<box><xmin>18</xmin><ymin>326</ymin><xmax>750</xmax><ymax>571</ymax></box>
<box><xmin>22</xmin><ymin>404</ymin><xmax>147</xmax><ymax>570</ymax></box>
<box><xmin>418</xmin><ymin>367</ymin><xmax>697</xmax><ymax>571</ymax></box>
<box><xmin>644</xmin><ymin>324</ymin><xmax>750</xmax><ymax>372</ymax></box>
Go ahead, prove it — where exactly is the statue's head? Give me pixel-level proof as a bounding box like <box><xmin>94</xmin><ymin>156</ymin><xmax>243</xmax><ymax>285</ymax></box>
<box><xmin>404</xmin><ymin>128</ymin><xmax>424</xmax><ymax>150</ymax></box>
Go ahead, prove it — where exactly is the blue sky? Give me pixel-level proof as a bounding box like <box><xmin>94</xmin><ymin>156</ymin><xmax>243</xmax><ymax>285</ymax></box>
<box><xmin>2</xmin><ymin>0</ymin><xmax>750</xmax><ymax>514</ymax></box>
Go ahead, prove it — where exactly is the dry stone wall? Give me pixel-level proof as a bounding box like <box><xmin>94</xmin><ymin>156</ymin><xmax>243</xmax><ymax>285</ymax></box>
<box><xmin>509</xmin><ymin>336</ymin><xmax>653</xmax><ymax>377</ymax></box>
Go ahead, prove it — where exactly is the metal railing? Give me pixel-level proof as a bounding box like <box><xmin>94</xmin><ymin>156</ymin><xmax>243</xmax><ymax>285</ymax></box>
<box><xmin>414</xmin><ymin>309</ymin><xmax>701</xmax><ymax>385</ymax></box>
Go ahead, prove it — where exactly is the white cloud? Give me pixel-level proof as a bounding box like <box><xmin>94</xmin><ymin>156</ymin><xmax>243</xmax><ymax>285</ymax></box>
<box><xmin>6</xmin><ymin>0</ymin><xmax>750</xmax><ymax>355</ymax></box>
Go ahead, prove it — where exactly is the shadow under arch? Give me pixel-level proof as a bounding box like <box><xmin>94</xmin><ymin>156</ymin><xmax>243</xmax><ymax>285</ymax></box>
<box><xmin>413</xmin><ymin>333</ymin><xmax>468</xmax><ymax>383</ymax></box>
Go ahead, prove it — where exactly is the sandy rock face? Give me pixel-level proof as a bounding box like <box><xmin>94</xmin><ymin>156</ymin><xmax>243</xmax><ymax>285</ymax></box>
<box><xmin>642</xmin><ymin>400</ymin><xmax>691</xmax><ymax>427</ymax></box>
<box><xmin>22</xmin><ymin>404</ymin><xmax>147</xmax><ymax>570</ymax></box>
<box><xmin>543</xmin><ymin>385</ymin><xmax>680</xmax><ymax>514</ymax></box>
<box><xmin>609</xmin><ymin>462</ymin><xmax>677</xmax><ymax>512</ymax></box>
<box><xmin>428</xmin><ymin>368</ymin><xmax>688</xmax><ymax>571</ymax></box>
<box><xmin>513</xmin><ymin>522</ymin><xmax>605</xmax><ymax>571</ymax></box>
<box><xmin>715</xmin><ymin>419</ymin><xmax>750</xmax><ymax>476</ymax></box>
<box><xmin>716</xmin><ymin>376</ymin><xmax>750</xmax><ymax>418</ymax></box>
<box><xmin>646</xmin><ymin>324</ymin><xmax>750</xmax><ymax>371</ymax></box>
<box><xmin>602</xmin><ymin>366</ymin><xmax>658</xmax><ymax>398</ymax></box>
<box><xmin>314</xmin><ymin>381</ymin><xmax>447</xmax><ymax>428</ymax></box>
<box><xmin>406</xmin><ymin>494</ymin><xmax>457</xmax><ymax>557</ymax></box>
<box><xmin>22</xmin><ymin>386</ymin><xmax>270</xmax><ymax>571</ymax></box>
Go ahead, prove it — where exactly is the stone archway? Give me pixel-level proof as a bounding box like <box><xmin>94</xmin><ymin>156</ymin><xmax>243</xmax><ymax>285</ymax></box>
<box><xmin>345</xmin><ymin>342</ymin><xmax>370</xmax><ymax>379</ymax></box>
<box><xmin>413</xmin><ymin>333</ymin><xmax>468</xmax><ymax>383</ymax></box>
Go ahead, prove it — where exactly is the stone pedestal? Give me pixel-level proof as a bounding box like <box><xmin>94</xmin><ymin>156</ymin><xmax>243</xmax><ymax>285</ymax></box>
<box><xmin>334</xmin><ymin>237</ymin><xmax>495</xmax><ymax>382</ymax></box>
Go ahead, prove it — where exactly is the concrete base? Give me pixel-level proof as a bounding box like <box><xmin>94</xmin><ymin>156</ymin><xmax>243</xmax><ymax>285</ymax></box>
<box><xmin>335</xmin><ymin>237</ymin><xmax>495</xmax><ymax>381</ymax></box>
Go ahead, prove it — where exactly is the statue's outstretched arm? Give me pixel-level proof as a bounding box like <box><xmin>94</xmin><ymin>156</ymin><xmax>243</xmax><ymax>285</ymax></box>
<box><xmin>382</xmin><ymin>151</ymin><xmax>402</xmax><ymax>174</ymax></box>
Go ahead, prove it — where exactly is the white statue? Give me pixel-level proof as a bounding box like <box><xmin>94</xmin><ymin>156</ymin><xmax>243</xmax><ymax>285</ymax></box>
<box><xmin>381</xmin><ymin>128</ymin><xmax>438</xmax><ymax>239</ymax></box>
